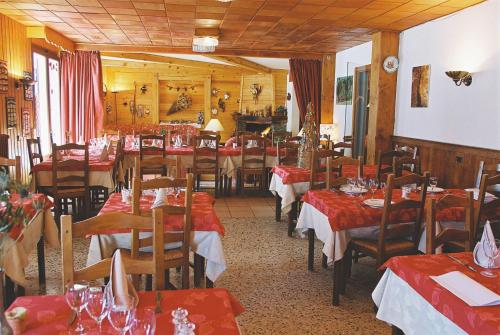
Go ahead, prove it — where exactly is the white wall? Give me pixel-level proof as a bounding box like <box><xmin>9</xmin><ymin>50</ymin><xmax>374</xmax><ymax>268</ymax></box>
<box><xmin>333</xmin><ymin>42</ymin><xmax>372</xmax><ymax>140</ymax></box>
<box><xmin>395</xmin><ymin>0</ymin><xmax>500</xmax><ymax>150</ymax></box>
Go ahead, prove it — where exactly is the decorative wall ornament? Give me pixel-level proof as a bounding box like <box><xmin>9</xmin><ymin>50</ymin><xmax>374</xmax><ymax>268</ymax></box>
<box><xmin>211</xmin><ymin>107</ymin><xmax>218</xmax><ymax>115</ymax></box>
<box><xmin>22</xmin><ymin>109</ymin><xmax>31</xmax><ymax>136</ymax></box>
<box><xmin>23</xmin><ymin>72</ymin><xmax>34</xmax><ymax>101</ymax></box>
<box><xmin>411</xmin><ymin>65</ymin><xmax>430</xmax><ymax>108</ymax></box>
<box><xmin>176</xmin><ymin>93</ymin><xmax>193</xmax><ymax>112</ymax></box>
<box><xmin>223</xmin><ymin>92</ymin><xmax>230</xmax><ymax>100</ymax></box>
<box><xmin>197</xmin><ymin>111</ymin><xmax>205</xmax><ymax>125</ymax></box>
<box><xmin>218</xmin><ymin>98</ymin><xmax>225</xmax><ymax>113</ymax></box>
<box><xmin>250</xmin><ymin>84</ymin><xmax>263</xmax><ymax>103</ymax></box>
<box><xmin>5</xmin><ymin>97</ymin><xmax>16</xmax><ymax>129</ymax></box>
<box><xmin>0</xmin><ymin>61</ymin><xmax>8</xmax><ymax>94</ymax></box>
<box><xmin>211</xmin><ymin>88</ymin><xmax>220</xmax><ymax>96</ymax></box>
<box><xmin>336</xmin><ymin>76</ymin><xmax>353</xmax><ymax>105</ymax></box>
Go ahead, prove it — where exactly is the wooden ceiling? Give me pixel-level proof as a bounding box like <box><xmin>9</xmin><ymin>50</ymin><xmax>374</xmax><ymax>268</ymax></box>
<box><xmin>0</xmin><ymin>0</ymin><xmax>486</xmax><ymax>57</ymax></box>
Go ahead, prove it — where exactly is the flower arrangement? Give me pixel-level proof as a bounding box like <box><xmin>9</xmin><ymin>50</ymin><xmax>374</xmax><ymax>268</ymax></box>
<box><xmin>0</xmin><ymin>169</ymin><xmax>31</xmax><ymax>241</ymax></box>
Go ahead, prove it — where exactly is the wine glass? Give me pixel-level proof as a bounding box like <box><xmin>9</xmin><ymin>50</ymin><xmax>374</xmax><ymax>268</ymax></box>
<box><xmin>85</xmin><ymin>285</ymin><xmax>111</xmax><ymax>333</ymax></box>
<box><xmin>429</xmin><ymin>176</ymin><xmax>438</xmax><ymax>192</ymax></box>
<box><xmin>368</xmin><ymin>179</ymin><xmax>379</xmax><ymax>199</ymax></box>
<box><xmin>108</xmin><ymin>296</ymin><xmax>137</xmax><ymax>335</ymax></box>
<box><xmin>347</xmin><ymin>178</ymin><xmax>355</xmax><ymax>191</ymax></box>
<box><xmin>380</xmin><ymin>182</ymin><xmax>387</xmax><ymax>197</ymax></box>
<box><xmin>480</xmin><ymin>237</ymin><xmax>499</xmax><ymax>278</ymax></box>
<box><xmin>65</xmin><ymin>281</ymin><xmax>89</xmax><ymax>334</ymax></box>
<box><xmin>131</xmin><ymin>307</ymin><xmax>156</xmax><ymax>335</ymax></box>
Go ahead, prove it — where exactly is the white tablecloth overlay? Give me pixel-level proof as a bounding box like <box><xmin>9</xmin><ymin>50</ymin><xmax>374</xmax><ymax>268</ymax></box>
<box><xmin>86</xmin><ymin>230</ymin><xmax>226</xmax><ymax>282</ymax></box>
<box><xmin>373</xmin><ymin>269</ymin><xmax>466</xmax><ymax>335</ymax></box>
<box><xmin>3</xmin><ymin>209</ymin><xmax>60</xmax><ymax>285</ymax></box>
<box><xmin>269</xmin><ymin>174</ymin><xmax>310</xmax><ymax>214</ymax></box>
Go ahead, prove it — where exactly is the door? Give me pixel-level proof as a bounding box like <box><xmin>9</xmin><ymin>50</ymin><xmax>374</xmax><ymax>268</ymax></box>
<box><xmin>352</xmin><ymin>65</ymin><xmax>370</xmax><ymax>160</ymax></box>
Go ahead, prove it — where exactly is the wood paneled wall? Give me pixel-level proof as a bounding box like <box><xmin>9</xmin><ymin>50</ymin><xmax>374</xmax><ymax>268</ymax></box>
<box><xmin>0</xmin><ymin>13</ymin><xmax>33</xmax><ymax>183</ymax></box>
<box><xmin>392</xmin><ymin>136</ymin><xmax>500</xmax><ymax>188</ymax></box>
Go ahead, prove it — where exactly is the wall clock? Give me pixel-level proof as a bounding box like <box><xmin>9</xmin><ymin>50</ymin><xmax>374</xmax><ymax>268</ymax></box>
<box><xmin>383</xmin><ymin>56</ymin><xmax>399</xmax><ymax>73</ymax></box>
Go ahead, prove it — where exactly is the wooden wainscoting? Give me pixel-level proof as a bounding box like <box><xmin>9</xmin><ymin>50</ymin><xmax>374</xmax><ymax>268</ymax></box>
<box><xmin>392</xmin><ymin>136</ymin><xmax>500</xmax><ymax>189</ymax></box>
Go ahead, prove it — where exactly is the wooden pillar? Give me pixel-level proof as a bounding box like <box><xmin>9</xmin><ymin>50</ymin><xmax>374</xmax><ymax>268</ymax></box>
<box><xmin>321</xmin><ymin>54</ymin><xmax>336</xmax><ymax>124</ymax></box>
<box><xmin>366</xmin><ymin>32</ymin><xmax>399</xmax><ymax>164</ymax></box>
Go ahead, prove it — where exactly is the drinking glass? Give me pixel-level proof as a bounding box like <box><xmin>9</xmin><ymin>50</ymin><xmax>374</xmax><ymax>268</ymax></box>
<box><xmin>368</xmin><ymin>179</ymin><xmax>379</xmax><ymax>199</ymax></box>
<box><xmin>108</xmin><ymin>296</ymin><xmax>137</xmax><ymax>335</ymax></box>
<box><xmin>429</xmin><ymin>176</ymin><xmax>438</xmax><ymax>191</ymax></box>
<box><xmin>65</xmin><ymin>281</ymin><xmax>89</xmax><ymax>334</ymax></box>
<box><xmin>131</xmin><ymin>307</ymin><xmax>156</xmax><ymax>335</ymax></box>
<box><xmin>85</xmin><ymin>285</ymin><xmax>111</xmax><ymax>333</ymax></box>
<box><xmin>347</xmin><ymin>178</ymin><xmax>355</xmax><ymax>191</ymax></box>
<box><xmin>357</xmin><ymin>177</ymin><xmax>366</xmax><ymax>191</ymax></box>
<box><xmin>380</xmin><ymin>182</ymin><xmax>387</xmax><ymax>197</ymax></box>
<box><xmin>480</xmin><ymin>238</ymin><xmax>499</xmax><ymax>278</ymax></box>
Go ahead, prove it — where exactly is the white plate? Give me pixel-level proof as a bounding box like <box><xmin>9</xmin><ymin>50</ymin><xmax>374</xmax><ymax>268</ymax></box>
<box><xmin>363</xmin><ymin>198</ymin><xmax>394</xmax><ymax>208</ymax></box>
<box><xmin>340</xmin><ymin>186</ymin><xmax>368</xmax><ymax>195</ymax></box>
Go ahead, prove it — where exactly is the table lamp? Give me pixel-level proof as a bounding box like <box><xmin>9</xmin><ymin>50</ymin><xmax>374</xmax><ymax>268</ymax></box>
<box><xmin>205</xmin><ymin>118</ymin><xmax>225</xmax><ymax>133</ymax></box>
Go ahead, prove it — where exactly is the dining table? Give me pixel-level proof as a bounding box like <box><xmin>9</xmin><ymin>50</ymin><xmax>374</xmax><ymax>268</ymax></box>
<box><xmin>6</xmin><ymin>288</ymin><xmax>245</xmax><ymax>334</ymax></box>
<box><xmin>86</xmin><ymin>191</ymin><xmax>226</xmax><ymax>286</ymax></box>
<box><xmin>374</xmin><ymin>252</ymin><xmax>500</xmax><ymax>335</ymax></box>
<box><xmin>296</xmin><ymin>187</ymin><xmax>468</xmax><ymax>305</ymax></box>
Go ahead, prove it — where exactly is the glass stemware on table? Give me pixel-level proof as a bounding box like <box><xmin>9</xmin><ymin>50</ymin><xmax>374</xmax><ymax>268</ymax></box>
<box><xmin>429</xmin><ymin>176</ymin><xmax>438</xmax><ymax>192</ymax></box>
<box><xmin>65</xmin><ymin>281</ymin><xmax>90</xmax><ymax>334</ymax></box>
<box><xmin>368</xmin><ymin>179</ymin><xmax>379</xmax><ymax>199</ymax></box>
<box><xmin>480</xmin><ymin>237</ymin><xmax>500</xmax><ymax>278</ymax></box>
<box><xmin>85</xmin><ymin>285</ymin><xmax>111</xmax><ymax>333</ymax></box>
<box><xmin>131</xmin><ymin>307</ymin><xmax>156</xmax><ymax>335</ymax></box>
<box><xmin>108</xmin><ymin>295</ymin><xmax>137</xmax><ymax>335</ymax></box>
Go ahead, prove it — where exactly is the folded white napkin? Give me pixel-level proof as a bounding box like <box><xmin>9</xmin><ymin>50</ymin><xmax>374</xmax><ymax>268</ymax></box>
<box><xmin>99</xmin><ymin>146</ymin><xmax>109</xmax><ymax>161</ymax></box>
<box><xmin>121</xmin><ymin>188</ymin><xmax>131</xmax><ymax>204</ymax></box>
<box><xmin>107</xmin><ymin>250</ymin><xmax>138</xmax><ymax>307</ymax></box>
<box><xmin>246</xmin><ymin>140</ymin><xmax>258</xmax><ymax>148</ymax></box>
<box><xmin>199</xmin><ymin>140</ymin><xmax>207</xmax><ymax>148</ymax></box>
<box><xmin>151</xmin><ymin>188</ymin><xmax>166</xmax><ymax>208</ymax></box>
<box><xmin>431</xmin><ymin>271</ymin><xmax>500</xmax><ymax>306</ymax></box>
<box><xmin>473</xmin><ymin>221</ymin><xmax>500</xmax><ymax>268</ymax></box>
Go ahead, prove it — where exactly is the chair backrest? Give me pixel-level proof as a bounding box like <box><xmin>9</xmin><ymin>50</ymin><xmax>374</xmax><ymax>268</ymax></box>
<box><xmin>26</xmin><ymin>137</ymin><xmax>43</xmax><ymax>172</ymax></box>
<box><xmin>139</xmin><ymin>134</ymin><xmax>166</xmax><ymax>159</ymax></box>
<box><xmin>332</xmin><ymin>155</ymin><xmax>363</xmax><ymax>179</ymax></box>
<box><xmin>271</xmin><ymin>131</ymin><xmax>291</xmax><ymax>147</ymax></box>
<box><xmin>237</xmin><ymin>131</ymin><xmax>256</xmax><ymax>146</ymax></box>
<box><xmin>310</xmin><ymin>149</ymin><xmax>335</xmax><ymax>190</ymax></box>
<box><xmin>475</xmin><ymin>173</ymin><xmax>500</xmax><ymax>238</ymax></box>
<box><xmin>51</xmin><ymin>143</ymin><xmax>89</xmax><ymax>191</ymax></box>
<box><xmin>193</xmin><ymin>134</ymin><xmax>220</xmax><ymax>174</ymax></box>
<box><xmin>241</xmin><ymin>135</ymin><xmax>266</xmax><ymax>170</ymax></box>
<box><xmin>332</xmin><ymin>142</ymin><xmax>352</xmax><ymax>158</ymax></box>
<box><xmin>377</xmin><ymin>172</ymin><xmax>430</xmax><ymax>259</ymax></box>
<box><xmin>393</xmin><ymin>155</ymin><xmax>421</xmax><ymax>177</ymax></box>
<box><xmin>135</xmin><ymin>156</ymin><xmax>181</xmax><ymax>180</ymax></box>
<box><xmin>0</xmin><ymin>156</ymin><xmax>21</xmax><ymax>182</ymax></box>
<box><xmin>394</xmin><ymin>144</ymin><xmax>418</xmax><ymax>159</ymax></box>
<box><xmin>376</xmin><ymin>150</ymin><xmax>411</xmax><ymax>182</ymax></box>
<box><xmin>325</xmin><ymin>157</ymin><xmax>348</xmax><ymax>190</ymax></box>
<box><xmin>61</xmin><ymin>210</ymin><xmax>165</xmax><ymax>290</ymax></box>
<box><xmin>277</xmin><ymin>139</ymin><xmax>299</xmax><ymax>166</ymax></box>
<box><xmin>475</xmin><ymin>161</ymin><xmax>500</xmax><ymax>188</ymax></box>
<box><xmin>199</xmin><ymin>130</ymin><xmax>218</xmax><ymax>137</ymax></box>
<box><xmin>426</xmin><ymin>192</ymin><xmax>474</xmax><ymax>254</ymax></box>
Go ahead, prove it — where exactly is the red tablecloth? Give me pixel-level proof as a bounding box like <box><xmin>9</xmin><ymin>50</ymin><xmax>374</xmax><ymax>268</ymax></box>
<box><xmin>124</xmin><ymin>145</ymin><xmax>280</xmax><ymax>157</ymax></box>
<box><xmin>272</xmin><ymin>164</ymin><xmax>379</xmax><ymax>184</ymax></box>
<box><xmin>33</xmin><ymin>153</ymin><xmax>115</xmax><ymax>172</ymax></box>
<box><xmin>7</xmin><ymin>288</ymin><xmax>244</xmax><ymax>335</ymax></box>
<box><xmin>99</xmin><ymin>192</ymin><xmax>224</xmax><ymax>236</ymax></box>
<box><xmin>302</xmin><ymin>189</ymin><xmax>466</xmax><ymax>232</ymax></box>
<box><xmin>383</xmin><ymin>253</ymin><xmax>500</xmax><ymax>335</ymax></box>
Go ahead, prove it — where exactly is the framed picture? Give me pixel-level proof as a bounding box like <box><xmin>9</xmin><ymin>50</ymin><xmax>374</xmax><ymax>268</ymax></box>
<box><xmin>23</xmin><ymin>71</ymin><xmax>33</xmax><ymax>101</ymax></box>
<box><xmin>6</xmin><ymin>97</ymin><xmax>16</xmax><ymax>129</ymax></box>
<box><xmin>0</xmin><ymin>61</ymin><xmax>8</xmax><ymax>94</ymax></box>
<box><xmin>336</xmin><ymin>76</ymin><xmax>353</xmax><ymax>105</ymax></box>
<box><xmin>411</xmin><ymin>65</ymin><xmax>430</xmax><ymax>108</ymax></box>
<box><xmin>22</xmin><ymin>109</ymin><xmax>31</xmax><ymax>136</ymax></box>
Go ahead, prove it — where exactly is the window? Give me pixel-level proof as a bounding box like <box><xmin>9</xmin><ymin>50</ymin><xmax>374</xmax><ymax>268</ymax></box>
<box><xmin>33</xmin><ymin>50</ymin><xmax>61</xmax><ymax>155</ymax></box>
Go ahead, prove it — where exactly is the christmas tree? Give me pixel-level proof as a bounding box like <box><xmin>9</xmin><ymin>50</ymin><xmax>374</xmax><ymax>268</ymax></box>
<box><xmin>297</xmin><ymin>102</ymin><xmax>319</xmax><ymax>168</ymax></box>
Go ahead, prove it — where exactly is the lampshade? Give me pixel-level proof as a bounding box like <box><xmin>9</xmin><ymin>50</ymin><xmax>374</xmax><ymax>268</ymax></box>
<box><xmin>205</xmin><ymin>118</ymin><xmax>224</xmax><ymax>132</ymax></box>
<box><xmin>320</xmin><ymin>123</ymin><xmax>339</xmax><ymax>142</ymax></box>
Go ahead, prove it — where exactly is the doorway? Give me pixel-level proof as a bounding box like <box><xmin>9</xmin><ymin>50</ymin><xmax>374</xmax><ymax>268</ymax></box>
<box><xmin>352</xmin><ymin>65</ymin><xmax>370</xmax><ymax>161</ymax></box>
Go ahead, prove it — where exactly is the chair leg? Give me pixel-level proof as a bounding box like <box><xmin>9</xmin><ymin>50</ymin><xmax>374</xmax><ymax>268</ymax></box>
<box><xmin>275</xmin><ymin>194</ymin><xmax>282</xmax><ymax>222</ymax></box>
<box><xmin>391</xmin><ymin>326</ymin><xmax>404</xmax><ymax>335</ymax></box>
<box><xmin>287</xmin><ymin>201</ymin><xmax>297</xmax><ymax>237</ymax></box>
<box><xmin>308</xmin><ymin>228</ymin><xmax>315</xmax><ymax>271</ymax></box>
<box><xmin>322</xmin><ymin>254</ymin><xmax>328</xmax><ymax>269</ymax></box>
<box><xmin>145</xmin><ymin>274</ymin><xmax>152</xmax><ymax>291</ymax></box>
<box><xmin>37</xmin><ymin>239</ymin><xmax>46</xmax><ymax>286</ymax></box>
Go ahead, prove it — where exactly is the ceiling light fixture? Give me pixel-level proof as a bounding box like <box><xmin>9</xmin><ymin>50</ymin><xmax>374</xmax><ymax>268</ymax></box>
<box><xmin>193</xmin><ymin>28</ymin><xmax>220</xmax><ymax>53</ymax></box>
<box><xmin>445</xmin><ymin>71</ymin><xmax>472</xmax><ymax>86</ymax></box>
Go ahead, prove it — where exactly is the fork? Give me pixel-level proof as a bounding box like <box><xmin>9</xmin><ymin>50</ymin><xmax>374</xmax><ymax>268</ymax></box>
<box><xmin>155</xmin><ymin>291</ymin><xmax>163</xmax><ymax>314</ymax></box>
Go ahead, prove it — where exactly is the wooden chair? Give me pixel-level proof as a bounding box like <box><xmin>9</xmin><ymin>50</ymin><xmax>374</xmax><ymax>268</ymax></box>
<box><xmin>426</xmin><ymin>192</ymin><xmax>474</xmax><ymax>254</ymax></box>
<box><xmin>333</xmin><ymin>155</ymin><xmax>364</xmax><ymax>179</ymax></box>
<box><xmin>135</xmin><ymin>156</ymin><xmax>181</xmax><ymax>180</ymax></box>
<box><xmin>237</xmin><ymin>135</ymin><xmax>266</xmax><ymax>194</ymax></box>
<box><xmin>394</xmin><ymin>144</ymin><xmax>418</xmax><ymax>159</ymax></box>
<box><xmin>132</xmin><ymin>172</ymin><xmax>194</xmax><ymax>289</ymax></box>
<box><xmin>271</xmin><ymin>131</ymin><xmax>291</xmax><ymax>147</ymax></box>
<box><xmin>346</xmin><ymin>172</ymin><xmax>430</xmax><ymax>269</ymax></box>
<box><xmin>393</xmin><ymin>155</ymin><xmax>421</xmax><ymax>177</ymax></box>
<box><xmin>113</xmin><ymin>137</ymin><xmax>125</xmax><ymax>192</ymax></box>
<box><xmin>0</xmin><ymin>156</ymin><xmax>21</xmax><ymax>182</ymax></box>
<box><xmin>475</xmin><ymin>173</ymin><xmax>500</xmax><ymax>238</ymax></box>
<box><xmin>61</xmin><ymin>211</ymin><xmax>165</xmax><ymax>291</ymax></box>
<box><xmin>375</xmin><ymin>150</ymin><xmax>412</xmax><ymax>182</ymax></box>
<box><xmin>236</xmin><ymin>131</ymin><xmax>255</xmax><ymax>146</ymax></box>
<box><xmin>277</xmin><ymin>139</ymin><xmax>299</xmax><ymax>166</ymax></box>
<box><xmin>309</xmin><ymin>149</ymin><xmax>335</xmax><ymax>190</ymax></box>
<box><xmin>199</xmin><ymin>130</ymin><xmax>218</xmax><ymax>137</ymax></box>
<box><xmin>51</xmin><ymin>143</ymin><xmax>90</xmax><ymax>224</ymax></box>
<box><xmin>332</xmin><ymin>142</ymin><xmax>352</xmax><ymax>158</ymax></box>
<box><xmin>475</xmin><ymin>161</ymin><xmax>500</xmax><ymax>188</ymax></box>
<box><xmin>139</xmin><ymin>134</ymin><xmax>166</xmax><ymax>178</ymax></box>
<box><xmin>192</xmin><ymin>134</ymin><xmax>220</xmax><ymax>196</ymax></box>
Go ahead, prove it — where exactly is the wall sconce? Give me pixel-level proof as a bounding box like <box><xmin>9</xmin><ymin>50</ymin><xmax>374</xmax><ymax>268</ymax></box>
<box><xmin>140</xmin><ymin>84</ymin><xmax>147</xmax><ymax>94</ymax></box>
<box><xmin>445</xmin><ymin>71</ymin><xmax>472</xmax><ymax>86</ymax></box>
<box><xmin>14</xmin><ymin>78</ymin><xmax>36</xmax><ymax>89</ymax></box>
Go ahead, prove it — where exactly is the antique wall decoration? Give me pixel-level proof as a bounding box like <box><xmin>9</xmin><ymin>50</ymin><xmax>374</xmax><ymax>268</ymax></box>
<box><xmin>223</xmin><ymin>92</ymin><xmax>230</xmax><ymax>100</ymax></box>
<box><xmin>197</xmin><ymin>111</ymin><xmax>205</xmax><ymax>125</ymax></box>
<box><xmin>0</xmin><ymin>61</ymin><xmax>8</xmax><ymax>94</ymax></box>
<box><xmin>411</xmin><ymin>65</ymin><xmax>430</xmax><ymax>108</ymax></box>
<box><xmin>176</xmin><ymin>93</ymin><xmax>192</xmax><ymax>111</ymax></box>
<box><xmin>218</xmin><ymin>98</ymin><xmax>225</xmax><ymax>113</ymax></box>
<box><xmin>336</xmin><ymin>76</ymin><xmax>353</xmax><ymax>105</ymax></box>
<box><xmin>23</xmin><ymin>71</ymin><xmax>34</xmax><ymax>101</ymax></box>
<box><xmin>250</xmin><ymin>84</ymin><xmax>263</xmax><ymax>103</ymax></box>
<box><xmin>211</xmin><ymin>88</ymin><xmax>220</xmax><ymax>96</ymax></box>
<box><xmin>22</xmin><ymin>109</ymin><xmax>31</xmax><ymax>136</ymax></box>
<box><xmin>5</xmin><ymin>97</ymin><xmax>16</xmax><ymax>129</ymax></box>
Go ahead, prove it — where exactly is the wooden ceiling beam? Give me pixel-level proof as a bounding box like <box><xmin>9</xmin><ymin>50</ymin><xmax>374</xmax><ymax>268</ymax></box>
<box><xmin>100</xmin><ymin>52</ymin><xmax>236</xmax><ymax>71</ymax></box>
<box><xmin>206</xmin><ymin>56</ymin><xmax>272</xmax><ymax>74</ymax></box>
<box><xmin>77</xmin><ymin>44</ymin><xmax>323</xmax><ymax>59</ymax></box>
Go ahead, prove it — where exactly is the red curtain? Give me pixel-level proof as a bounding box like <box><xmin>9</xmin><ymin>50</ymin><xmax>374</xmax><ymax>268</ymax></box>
<box><xmin>289</xmin><ymin>59</ymin><xmax>322</xmax><ymax>128</ymax></box>
<box><xmin>60</xmin><ymin>51</ymin><xmax>104</xmax><ymax>143</ymax></box>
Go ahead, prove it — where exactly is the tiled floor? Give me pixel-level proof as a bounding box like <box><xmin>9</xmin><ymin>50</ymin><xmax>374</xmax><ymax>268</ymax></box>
<box><xmin>214</xmin><ymin>195</ymin><xmax>276</xmax><ymax>218</ymax></box>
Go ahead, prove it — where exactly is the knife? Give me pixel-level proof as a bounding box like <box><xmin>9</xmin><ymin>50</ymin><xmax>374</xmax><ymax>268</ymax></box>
<box><xmin>446</xmin><ymin>254</ymin><xmax>478</xmax><ymax>273</ymax></box>
<box><xmin>155</xmin><ymin>291</ymin><xmax>163</xmax><ymax>314</ymax></box>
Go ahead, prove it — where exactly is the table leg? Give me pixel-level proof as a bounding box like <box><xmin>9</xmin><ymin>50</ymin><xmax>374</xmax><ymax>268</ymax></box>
<box><xmin>37</xmin><ymin>238</ymin><xmax>46</xmax><ymax>286</ymax></box>
<box><xmin>4</xmin><ymin>276</ymin><xmax>14</xmax><ymax>307</ymax></box>
<box><xmin>275</xmin><ymin>194</ymin><xmax>281</xmax><ymax>222</ymax></box>
<box><xmin>332</xmin><ymin>260</ymin><xmax>342</xmax><ymax>306</ymax></box>
<box><xmin>391</xmin><ymin>326</ymin><xmax>404</xmax><ymax>335</ymax></box>
<box><xmin>322</xmin><ymin>254</ymin><xmax>327</xmax><ymax>269</ymax></box>
<box><xmin>206</xmin><ymin>278</ymin><xmax>214</xmax><ymax>288</ymax></box>
<box><xmin>308</xmin><ymin>229</ymin><xmax>315</xmax><ymax>271</ymax></box>
<box><xmin>194</xmin><ymin>253</ymin><xmax>203</xmax><ymax>288</ymax></box>
<box><xmin>287</xmin><ymin>200</ymin><xmax>297</xmax><ymax>237</ymax></box>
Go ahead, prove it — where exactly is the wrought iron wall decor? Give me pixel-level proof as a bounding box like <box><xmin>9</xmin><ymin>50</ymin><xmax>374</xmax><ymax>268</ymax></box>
<box><xmin>0</xmin><ymin>61</ymin><xmax>8</xmax><ymax>94</ymax></box>
<box><xmin>23</xmin><ymin>71</ymin><xmax>34</xmax><ymax>101</ymax></box>
<box><xmin>5</xmin><ymin>97</ymin><xmax>16</xmax><ymax>129</ymax></box>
